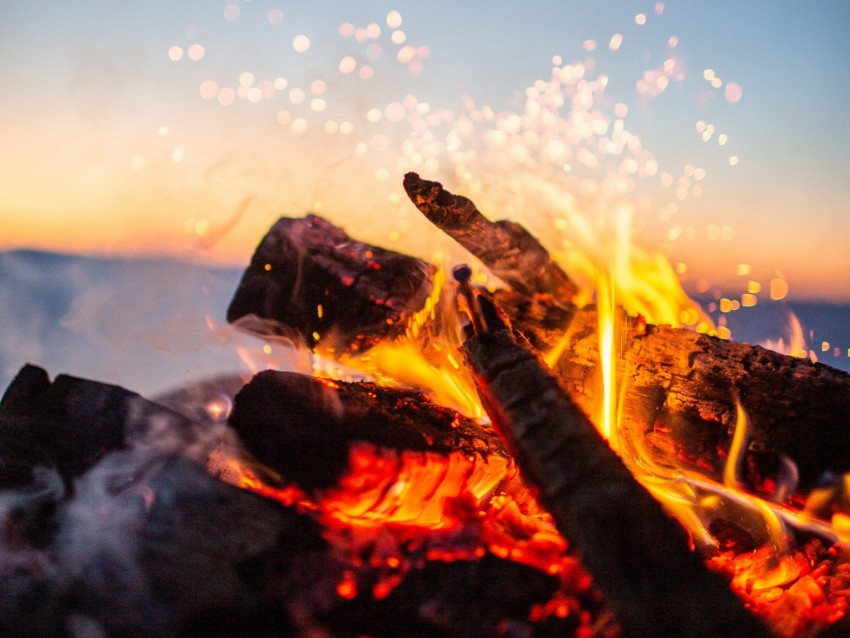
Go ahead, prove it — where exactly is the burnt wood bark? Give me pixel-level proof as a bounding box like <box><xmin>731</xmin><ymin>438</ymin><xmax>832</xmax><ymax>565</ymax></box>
<box><xmin>227</xmin><ymin>215</ymin><xmax>436</xmax><ymax>353</ymax></box>
<box><xmin>403</xmin><ymin>175</ymin><xmax>850</xmax><ymax>494</ymax></box>
<box><xmin>496</xmin><ymin>291</ymin><xmax>850</xmax><ymax>492</ymax></box>
<box><xmin>459</xmin><ymin>301</ymin><xmax>770</xmax><ymax>638</ymax></box>
<box><xmin>0</xmin><ymin>364</ymin><xmax>197</xmax><ymax>490</ymax></box>
<box><xmin>403</xmin><ymin>172</ymin><xmax>577</xmax><ymax>303</ymax></box>
<box><xmin>228</xmin><ymin>370</ymin><xmax>508</xmax><ymax>491</ymax></box>
<box><xmin>0</xmin><ymin>454</ymin><xmax>333</xmax><ymax>638</ymax></box>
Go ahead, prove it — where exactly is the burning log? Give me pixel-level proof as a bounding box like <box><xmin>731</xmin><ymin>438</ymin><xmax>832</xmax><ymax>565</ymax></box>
<box><xmin>225</xmin><ymin>369</ymin><xmax>617</xmax><ymax>636</ymax></box>
<box><xmin>494</xmin><ymin>289</ymin><xmax>850</xmax><ymax>493</ymax></box>
<box><xmin>403</xmin><ymin>172</ymin><xmax>578</xmax><ymax>303</ymax></box>
<box><xmin>457</xmin><ymin>287</ymin><xmax>770</xmax><ymax>637</ymax></box>
<box><xmin>227</xmin><ymin>370</ymin><xmax>511</xmax><ymax>521</ymax></box>
<box><xmin>406</xmin><ymin>176</ymin><xmax>850</xmax><ymax>493</ymax></box>
<box><xmin>227</xmin><ymin>214</ymin><xmax>436</xmax><ymax>353</ymax></box>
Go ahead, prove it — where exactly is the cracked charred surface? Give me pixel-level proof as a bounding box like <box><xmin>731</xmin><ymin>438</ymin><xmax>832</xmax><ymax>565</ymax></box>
<box><xmin>497</xmin><ymin>290</ymin><xmax>850</xmax><ymax>492</ymax></box>
<box><xmin>228</xmin><ymin>370</ymin><xmax>509</xmax><ymax>492</ymax></box>
<box><xmin>227</xmin><ymin>215</ymin><xmax>435</xmax><ymax>353</ymax></box>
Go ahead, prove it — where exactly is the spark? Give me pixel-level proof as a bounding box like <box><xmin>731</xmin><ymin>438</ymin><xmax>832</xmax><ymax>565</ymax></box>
<box><xmin>339</xmin><ymin>56</ymin><xmax>356</xmax><ymax>74</ymax></box>
<box><xmin>223</xmin><ymin>3</ymin><xmax>240</xmax><ymax>21</ymax></box>
<box><xmin>217</xmin><ymin>87</ymin><xmax>236</xmax><ymax>106</ymax></box>
<box><xmin>386</xmin><ymin>10</ymin><xmax>402</xmax><ymax>29</ymax></box>
<box><xmin>267</xmin><ymin>9</ymin><xmax>283</xmax><ymax>25</ymax></box>
<box><xmin>293</xmin><ymin>34</ymin><xmax>310</xmax><ymax>53</ymax></box>
<box><xmin>725</xmin><ymin>82</ymin><xmax>743</xmax><ymax>103</ymax></box>
<box><xmin>187</xmin><ymin>43</ymin><xmax>205</xmax><ymax>61</ymax></box>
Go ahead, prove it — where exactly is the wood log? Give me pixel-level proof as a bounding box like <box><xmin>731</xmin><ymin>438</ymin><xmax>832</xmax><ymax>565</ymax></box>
<box><xmin>495</xmin><ymin>290</ymin><xmax>850</xmax><ymax>493</ymax></box>
<box><xmin>405</xmin><ymin>177</ymin><xmax>850</xmax><ymax>494</ymax></box>
<box><xmin>227</xmin><ymin>214</ymin><xmax>436</xmax><ymax>353</ymax></box>
<box><xmin>403</xmin><ymin>172</ymin><xmax>577</xmax><ymax>303</ymax></box>
<box><xmin>0</xmin><ymin>364</ymin><xmax>198</xmax><ymax>490</ymax></box>
<box><xmin>227</xmin><ymin>370</ymin><xmax>514</xmax><ymax>533</ymax></box>
<box><xmin>228</xmin><ymin>370</ymin><xmax>509</xmax><ymax>491</ymax></box>
<box><xmin>458</xmin><ymin>294</ymin><xmax>770</xmax><ymax>638</ymax></box>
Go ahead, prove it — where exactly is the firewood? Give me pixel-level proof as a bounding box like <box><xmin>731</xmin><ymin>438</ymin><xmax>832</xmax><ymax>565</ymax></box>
<box><xmin>458</xmin><ymin>291</ymin><xmax>770</xmax><ymax>637</ymax></box>
<box><xmin>0</xmin><ymin>364</ymin><xmax>198</xmax><ymax>490</ymax></box>
<box><xmin>496</xmin><ymin>290</ymin><xmax>850</xmax><ymax>493</ymax></box>
<box><xmin>228</xmin><ymin>370</ymin><xmax>508</xmax><ymax>491</ymax></box>
<box><xmin>405</xmin><ymin>176</ymin><xmax>850</xmax><ymax>493</ymax></box>
<box><xmin>0</xmin><ymin>453</ymin><xmax>335</xmax><ymax>638</ymax></box>
<box><xmin>403</xmin><ymin>172</ymin><xmax>577</xmax><ymax>303</ymax></box>
<box><xmin>227</xmin><ymin>215</ymin><xmax>436</xmax><ymax>353</ymax></box>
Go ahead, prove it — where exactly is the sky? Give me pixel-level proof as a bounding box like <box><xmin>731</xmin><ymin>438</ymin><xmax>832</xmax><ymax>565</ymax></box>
<box><xmin>1</xmin><ymin>1</ymin><xmax>850</xmax><ymax>302</ymax></box>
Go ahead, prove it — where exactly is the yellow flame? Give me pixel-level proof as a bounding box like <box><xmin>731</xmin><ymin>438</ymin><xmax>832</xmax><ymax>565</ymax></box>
<box><xmin>596</xmin><ymin>272</ymin><xmax>618</xmax><ymax>448</ymax></box>
<box><xmin>322</xmin><ymin>266</ymin><xmax>485</xmax><ymax>417</ymax></box>
<box><xmin>341</xmin><ymin>341</ymin><xmax>484</xmax><ymax>418</ymax></box>
<box><xmin>762</xmin><ymin>309</ymin><xmax>808</xmax><ymax>359</ymax></box>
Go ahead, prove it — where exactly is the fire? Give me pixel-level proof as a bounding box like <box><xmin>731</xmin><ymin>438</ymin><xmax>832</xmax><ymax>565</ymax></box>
<box><xmin>320</xmin><ymin>443</ymin><xmax>508</xmax><ymax>529</ymax></box>
<box><xmin>180</xmin><ymin>9</ymin><xmax>847</xmax><ymax>632</ymax></box>
<box><xmin>763</xmin><ymin>308</ymin><xmax>810</xmax><ymax>360</ymax></box>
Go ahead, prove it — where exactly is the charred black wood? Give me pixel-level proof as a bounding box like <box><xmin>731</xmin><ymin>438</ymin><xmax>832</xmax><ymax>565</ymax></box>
<box><xmin>228</xmin><ymin>370</ymin><xmax>507</xmax><ymax>491</ymax></box>
<box><xmin>0</xmin><ymin>364</ymin><xmax>197</xmax><ymax>490</ymax></box>
<box><xmin>322</xmin><ymin>552</ymin><xmax>612</xmax><ymax>638</ymax></box>
<box><xmin>459</xmin><ymin>298</ymin><xmax>770</xmax><ymax>638</ymax></box>
<box><xmin>403</xmin><ymin>172</ymin><xmax>577</xmax><ymax>303</ymax></box>
<box><xmin>227</xmin><ymin>215</ymin><xmax>436</xmax><ymax>353</ymax></box>
<box><xmin>0</xmin><ymin>453</ymin><xmax>333</xmax><ymax>638</ymax></box>
<box><xmin>494</xmin><ymin>291</ymin><xmax>850</xmax><ymax>493</ymax></box>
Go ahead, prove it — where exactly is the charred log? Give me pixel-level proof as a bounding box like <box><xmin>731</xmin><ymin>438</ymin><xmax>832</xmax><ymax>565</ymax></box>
<box><xmin>495</xmin><ymin>291</ymin><xmax>850</xmax><ymax>492</ymax></box>
<box><xmin>403</xmin><ymin>172</ymin><xmax>577</xmax><ymax>303</ymax></box>
<box><xmin>459</xmin><ymin>296</ymin><xmax>770</xmax><ymax>638</ymax></box>
<box><xmin>0</xmin><ymin>453</ymin><xmax>334</xmax><ymax>638</ymax></box>
<box><xmin>227</xmin><ymin>215</ymin><xmax>436</xmax><ymax>353</ymax></box>
<box><xmin>0</xmin><ymin>364</ymin><xmax>197</xmax><ymax>490</ymax></box>
<box><xmin>402</xmin><ymin>175</ymin><xmax>850</xmax><ymax>493</ymax></box>
<box><xmin>228</xmin><ymin>370</ymin><xmax>508</xmax><ymax>491</ymax></box>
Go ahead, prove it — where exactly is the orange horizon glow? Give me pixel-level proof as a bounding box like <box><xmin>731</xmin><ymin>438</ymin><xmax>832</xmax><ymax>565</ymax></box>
<box><xmin>3</xmin><ymin>3</ymin><xmax>850</xmax><ymax>305</ymax></box>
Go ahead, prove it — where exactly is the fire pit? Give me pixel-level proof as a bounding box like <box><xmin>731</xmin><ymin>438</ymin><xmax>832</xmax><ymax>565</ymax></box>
<box><xmin>3</xmin><ymin>174</ymin><xmax>850</xmax><ymax>637</ymax></box>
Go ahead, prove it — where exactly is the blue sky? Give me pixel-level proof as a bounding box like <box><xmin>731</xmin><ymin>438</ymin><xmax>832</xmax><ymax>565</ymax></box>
<box><xmin>1</xmin><ymin>1</ymin><xmax>849</xmax><ymax>301</ymax></box>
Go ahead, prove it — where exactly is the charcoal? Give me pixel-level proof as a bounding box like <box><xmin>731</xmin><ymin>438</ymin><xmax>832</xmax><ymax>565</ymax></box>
<box><xmin>0</xmin><ymin>364</ymin><xmax>198</xmax><ymax>490</ymax></box>
<box><xmin>319</xmin><ymin>553</ymin><xmax>597</xmax><ymax>638</ymax></box>
<box><xmin>0</xmin><ymin>454</ymin><xmax>333</xmax><ymax>638</ymax></box>
<box><xmin>228</xmin><ymin>370</ymin><xmax>507</xmax><ymax>491</ymax></box>
<box><xmin>226</xmin><ymin>215</ymin><xmax>436</xmax><ymax>353</ymax></box>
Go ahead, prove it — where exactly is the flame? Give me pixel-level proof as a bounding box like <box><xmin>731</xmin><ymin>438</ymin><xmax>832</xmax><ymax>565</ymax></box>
<box><xmin>320</xmin><ymin>442</ymin><xmax>509</xmax><ymax>529</ymax></box>
<box><xmin>763</xmin><ymin>308</ymin><xmax>810</xmax><ymax>360</ymax></box>
<box><xmin>339</xmin><ymin>342</ymin><xmax>483</xmax><ymax>418</ymax></box>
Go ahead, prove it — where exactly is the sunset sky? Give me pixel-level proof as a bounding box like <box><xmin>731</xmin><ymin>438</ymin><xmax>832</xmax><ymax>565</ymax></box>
<box><xmin>2</xmin><ymin>1</ymin><xmax>849</xmax><ymax>301</ymax></box>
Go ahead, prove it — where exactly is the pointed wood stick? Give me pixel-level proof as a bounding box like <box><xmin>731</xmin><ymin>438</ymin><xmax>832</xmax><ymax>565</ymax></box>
<box><xmin>403</xmin><ymin>172</ymin><xmax>577</xmax><ymax>303</ymax></box>
<box><xmin>458</xmin><ymin>291</ymin><xmax>770</xmax><ymax>637</ymax></box>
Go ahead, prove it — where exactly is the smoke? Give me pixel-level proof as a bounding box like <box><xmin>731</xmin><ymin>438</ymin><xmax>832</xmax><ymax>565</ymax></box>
<box><xmin>0</xmin><ymin>250</ymin><xmax>251</xmax><ymax>396</ymax></box>
<box><xmin>0</xmin><ymin>368</ymin><xmax>270</xmax><ymax>637</ymax></box>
